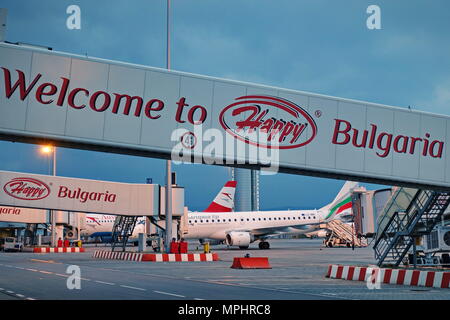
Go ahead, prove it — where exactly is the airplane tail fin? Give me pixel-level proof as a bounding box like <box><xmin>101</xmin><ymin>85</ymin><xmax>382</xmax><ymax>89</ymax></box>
<box><xmin>203</xmin><ymin>181</ymin><xmax>237</xmax><ymax>212</ymax></box>
<box><xmin>321</xmin><ymin>181</ymin><xmax>358</xmax><ymax>221</ymax></box>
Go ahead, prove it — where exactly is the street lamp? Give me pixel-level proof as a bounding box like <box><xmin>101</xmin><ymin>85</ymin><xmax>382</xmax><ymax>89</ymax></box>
<box><xmin>40</xmin><ymin>145</ymin><xmax>56</xmax><ymax>246</ymax></box>
<box><xmin>40</xmin><ymin>145</ymin><xmax>56</xmax><ymax>176</ymax></box>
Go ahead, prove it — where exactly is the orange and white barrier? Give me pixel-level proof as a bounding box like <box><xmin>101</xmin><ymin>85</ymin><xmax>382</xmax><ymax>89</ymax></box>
<box><xmin>92</xmin><ymin>251</ymin><xmax>219</xmax><ymax>262</ymax></box>
<box><xmin>142</xmin><ymin>253</ymin><xmax>219</xmax><ymax>262</ymax></box>
<box><xmin>230</xmin><ymin>257</ymin><xmax>272</xmax><ymax>269</ymax></box>
<box><xmin>326</xmin><ymin>264</ymin><xmax>450</xmax><ymax>289</ymax></box>
<box><xmin>33</xmin><ymin>247</ymin><xmax>85</xmax><ymax>253</ymax></box>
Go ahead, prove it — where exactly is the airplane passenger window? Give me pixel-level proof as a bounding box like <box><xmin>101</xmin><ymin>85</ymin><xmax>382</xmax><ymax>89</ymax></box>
<box><xmin>200</xmin><ymin>220</ymin><xmax>203</xmax><ymax>223</ymax></box>
<box><xmin>234</xmin><ymin>219</ymin><xmax>237</xmax><ymax>222</ymax></box>
<box><xmin>247</xmin><ymin>218</ymin><xmax>250</xmax><ymax>221</ymax></box>
<box><xmin>206</xmin><ymin>220</ymin><xmax>209</xmax><ymax>223</ymax></box>
<box><xmin>283</xmin><ymin>217</ymin><xmax>286</xmax><ymax>220</ymax></box>
<box><xmin>195</xmin><ymin>220</ymin><xmax>197</xmax><ymax>223</ymax></box>
<box><xmin>253</xmin><ymin>218</ymin><xmax>256</xmax><ymax>221</ymax></box>
<box><xmin>263</xmin><ymin>218</ymin><xmax>266</xmax><ymax>221</ymax></box>
<box><xmin>258</xmin><ymin>218</ymin><xmax>261</xmax><ymax>221</ymax></box>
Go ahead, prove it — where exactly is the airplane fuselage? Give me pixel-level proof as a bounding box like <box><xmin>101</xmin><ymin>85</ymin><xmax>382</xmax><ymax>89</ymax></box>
<box><xmin>184</xmin><ymin>210</ymin><xmax>325</xmax><ymax>240</ymax></box>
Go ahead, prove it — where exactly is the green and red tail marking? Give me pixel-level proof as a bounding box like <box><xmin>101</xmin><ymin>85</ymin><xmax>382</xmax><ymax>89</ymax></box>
<box><xmin>325</xmin><ymin>196</ymin><xmax>352</xmax><ymax>220</ymax></box>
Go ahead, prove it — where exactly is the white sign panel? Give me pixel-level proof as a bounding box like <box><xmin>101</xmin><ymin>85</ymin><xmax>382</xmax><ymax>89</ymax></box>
<box><xmin>0</xmin><ymin>205</ymin><xmax>46</xmax><ymax>223</ymax></box>
<box><xmin>0</xmin><ymin>170</ymin><xmax>158</xmax><ymax>216</ymax></box>
<box><xmin>0</xmin><ymin>43</ymin><xmax>449</xmax><ymax>190</ymax></box>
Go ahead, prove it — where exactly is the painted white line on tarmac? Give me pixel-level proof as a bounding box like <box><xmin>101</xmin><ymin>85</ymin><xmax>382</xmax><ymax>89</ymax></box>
<box><xmin>16</xmin><ymin>294</ymin><xmax>25</xmax><ymax>298</ymax></box>
<box><xmin>194</xmin><ymin>298</ymin><xmax>205</xmax><ymax>300</ymax></box>
<box><xmin>120</xmin><ymin>285</ymin><xmax>146</xmax><ymax>291</ymax></box>
<box><xmin>26</xmin><ymin>298</ymin><xmax>36</xmax><ymax>300</ymax></box>
<box><xmin>154</xmin><ymin>290</ymin><xmax>185</xmax><ymax>298</ymax></box>
<box><xmin>95</xmin><ymin>280</ymin><xmax>115</xmax><ymax>286</ymax></box>
<box><xmin>39</xmin><ymin>271</ymin><xmax>53</xmax><ymax>274</ymax></box>
<box><xmin>26</xmin><ymin>269</ymin><xmax>38</xmax><ymax>272</ymax></box>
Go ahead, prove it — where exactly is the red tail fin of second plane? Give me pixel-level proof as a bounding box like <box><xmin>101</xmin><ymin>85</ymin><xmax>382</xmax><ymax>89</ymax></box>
<box><xmin>203</xmin><ymin>181</ymin><xmax>237</xmax><ymax>212</ymax></box>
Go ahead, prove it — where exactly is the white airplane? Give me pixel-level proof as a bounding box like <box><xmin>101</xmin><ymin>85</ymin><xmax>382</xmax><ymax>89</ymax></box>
<box><xmin>81</xmin><ymin>214</ymin><xmax>145</xmax><ymax>242</ymax></box>
<box><xmin>184</xmin><ymin>180</ymin><xmax>358</xmax><ymax>249</ymax></box>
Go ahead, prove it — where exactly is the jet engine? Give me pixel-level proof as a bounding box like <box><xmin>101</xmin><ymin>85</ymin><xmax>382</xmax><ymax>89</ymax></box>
<box><xmin>225</xmin><ymin>232</ymin><xmax>252</xmax><ymax>248</ymax></box>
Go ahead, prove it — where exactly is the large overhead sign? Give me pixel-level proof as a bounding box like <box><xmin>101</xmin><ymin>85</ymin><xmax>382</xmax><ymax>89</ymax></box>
<box><xmin>0</xmin><ymin>170</ymin><xmax>158</xmax><ymax>216</ymax></box>
<box><xmin>0</xmin><ymin>43</ymin><xmax>449</xmax><ymax>190</ymax></box>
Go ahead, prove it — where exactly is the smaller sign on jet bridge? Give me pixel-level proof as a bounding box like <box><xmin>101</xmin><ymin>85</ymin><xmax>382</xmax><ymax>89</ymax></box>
<box><xmin>0</xmin><ymin>170</ymin><xmax>158</xmax><ymax>216</ymax></box>
<box><xmin>0</xmin><ymin>205</ymin><xmax>47</xmax><ymax>223</ymax></box>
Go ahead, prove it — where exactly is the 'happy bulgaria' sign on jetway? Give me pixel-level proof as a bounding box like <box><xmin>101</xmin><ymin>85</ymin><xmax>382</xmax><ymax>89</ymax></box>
<box><xmin>0</xmin><ymin>42</ymin><xmax>449</xmax><ymax>190</ymax></box>
<box><xmin>0</xmin><ymin>170</ymin><xmax>158</xmax><ymax>216</ymax></box>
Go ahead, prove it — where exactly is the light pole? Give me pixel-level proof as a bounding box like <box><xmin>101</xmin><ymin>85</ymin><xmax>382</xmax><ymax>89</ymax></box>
<box><xmin>164</xmin><ymin>0</ymin><xmax>173</xmax><ymax>253</ymax></box>
<box><xmin>41</xmin><ymin>145</ymin><xmax>56</xmax><ymax>247</ymax></box>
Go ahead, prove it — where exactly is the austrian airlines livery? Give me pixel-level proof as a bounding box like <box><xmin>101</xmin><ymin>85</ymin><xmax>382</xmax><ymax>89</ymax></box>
<box><xmin>202</xmin><ymin>181</ymin><xmax>237</xmax><ymax>212</ymax></box>
<box><xmin>184</xmin><ymin>181</ymin><xmax>357</xmax><ymax>249</ymax></box>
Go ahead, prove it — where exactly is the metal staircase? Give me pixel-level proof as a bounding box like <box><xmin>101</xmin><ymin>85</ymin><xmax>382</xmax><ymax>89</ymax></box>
<box><xmin>373</xmin><ymin>188</ymin><xmax>450</xmax><ymax>267</ymax></box>
<box><xmin>324</xmin><ymin>220</ymin><xmax>368</xmax><ymax>248</ymax></box>
<box><xmin>110</xmin><ymin>216</ymin><xmax>138</xmax><ymax>252</ymax></box>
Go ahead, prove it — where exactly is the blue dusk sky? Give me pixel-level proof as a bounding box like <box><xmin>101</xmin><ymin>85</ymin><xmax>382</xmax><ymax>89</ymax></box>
<box><xmin>0</xmin><ymin>0</ymin><xmax>449</xmax><ymax>211</ymax></box>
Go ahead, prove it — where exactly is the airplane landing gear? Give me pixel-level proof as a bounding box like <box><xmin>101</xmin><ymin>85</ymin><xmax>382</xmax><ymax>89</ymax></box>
<box><xmin>258</xmin><ymin>241</ymin><xmax>270</xmax><ymax>250</ymax></box>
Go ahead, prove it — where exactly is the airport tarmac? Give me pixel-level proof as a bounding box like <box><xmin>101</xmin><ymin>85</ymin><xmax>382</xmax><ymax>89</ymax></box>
<box><xmin>0</xmin><ymin>238</ymin><xmax>449</xmax><ymax>300</ymax></box>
